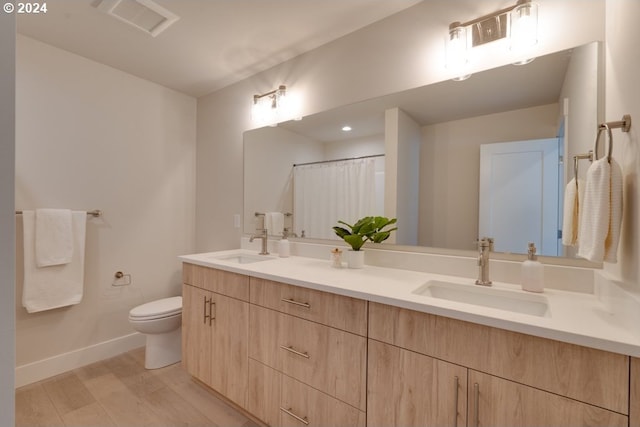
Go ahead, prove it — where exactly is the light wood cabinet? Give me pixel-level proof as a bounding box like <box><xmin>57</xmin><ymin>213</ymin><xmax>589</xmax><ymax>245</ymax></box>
<box><xmin>367</xmin><ymin>340</ymin><xmax>467</xmax><ymax>427</ymax></box>
<box><xmin>249</xmin><ymin>277</ymin><xmax>367</xmax><ymax>335</ymax></box>
<box><xmin>183</xmin><ymin>263</ymin><xmax>249</xmax><ymax>301</ymax></box>
<box><xmin>632</xmin><ymin>357</ymin><xmax>640</xmax><ymax>427</ymax></box>
<box><xmin>369</xmin><ymin>302</ymin><xmax>629</xmax><ymax>414</ymax></box>
<box><xmin>247</xmin><ymin>359</ymin><xmax>365</xmax><ymax>427</ymax></box>
<box><xmin>182</xmin><ymin>281</ymin><xmax>249</xmax><ymax>408</ymax></box>
<box><xmin>249</xmin><ymin>304</ymin><xmax>367</xmax><ymax>410</ymax></box>
<box><xmin>468</xmin><ymin>370</ymin><xmax>628</xmax><ymax>427</ymax></box>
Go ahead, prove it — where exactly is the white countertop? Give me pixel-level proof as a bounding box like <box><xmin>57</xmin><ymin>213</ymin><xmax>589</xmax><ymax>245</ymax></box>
<box><xmin>179</xmin><ymin>249</ymin><xmax>640</xmax><ymax>357</ymax></box>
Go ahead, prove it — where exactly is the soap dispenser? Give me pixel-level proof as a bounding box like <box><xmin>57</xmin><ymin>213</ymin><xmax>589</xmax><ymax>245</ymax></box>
<box><xmin>521</xmin><ymin>242</ymin><xmax>544</xmax><ymax>293</ymax></box>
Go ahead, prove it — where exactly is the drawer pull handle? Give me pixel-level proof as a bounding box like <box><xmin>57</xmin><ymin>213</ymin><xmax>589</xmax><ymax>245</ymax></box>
<box><xmin>473</xmin><ymin>382</ymin><xmax>479</xmax><ymax>427</ymax></box>
<box><xmin>281</xmin><ymin>298</ymin><xmax>311</xmax><ymax>309</ymax></box>
<box><xmin>280</xmin><ymin>407</ymin><xmax>309</xmax><ymax>425</ymax></box>
<box><xmin>453</xmin><ymin>376</ymin><xmax>459</xmax><ymax>427</ymax></box>
<box><xmin>203</xmin><ymin>296</ymin><xmax>210</xmax><ymax>324</ymax></box>
<box><xmin>279</xmin><ymin>345</ymin><xmax>310</xmax><ymax>359</ymax></box>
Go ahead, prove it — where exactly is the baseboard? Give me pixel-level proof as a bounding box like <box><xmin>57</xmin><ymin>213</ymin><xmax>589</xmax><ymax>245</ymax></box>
<box><xmin>15</xmin><ymin>332</ymin><xmax>146</xmax><ymax>388</ymax></box>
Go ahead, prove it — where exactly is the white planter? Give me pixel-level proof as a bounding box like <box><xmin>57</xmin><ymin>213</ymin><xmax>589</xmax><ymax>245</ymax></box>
<box><xmin>347</xmin><ymin>250</ymin><xmax>365</xmax><ymax>269</ymax></box>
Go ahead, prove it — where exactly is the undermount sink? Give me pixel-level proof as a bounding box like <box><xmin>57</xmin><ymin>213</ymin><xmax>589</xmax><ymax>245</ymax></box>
<box><xmin>213</xmin><ymin>252</ymin><xmax>276</xmax><ymax>264</ymax></box>
<box><xmin>412</xmin><ymin>280</ymin><xmax>550</xmax><ymax>317</ymax></box>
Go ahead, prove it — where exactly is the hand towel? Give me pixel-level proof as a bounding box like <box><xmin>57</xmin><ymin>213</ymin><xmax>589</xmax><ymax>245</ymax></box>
<box><xmin>561</xmin><ymin>178</ymin><xmax>585</xmax><ymax>247</ymax></box>
<box><xmin>265</xmin><ymin>212</ymin><xmax>284</xmax><ymax>236</ymax></box>
<box><xmin>35</xmin><ymin>208</ymin><xmax>73</xmax><ymax>267</ymax></box>
<box><xmin>604</xmin><ymin>158</ymin><xmax>623</xmax><ymax>263</ymax></box>
<box><xmin>577</xmin><ymin>158</ymin><xmax>623</xmax><ymax>263</ymax></box>
<box><xmin>22</xmin><ymin>210</ymin><xmax>87</xmax><ymax>313</ymax></box>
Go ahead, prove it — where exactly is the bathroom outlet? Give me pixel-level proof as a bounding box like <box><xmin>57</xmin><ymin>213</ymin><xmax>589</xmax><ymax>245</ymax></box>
<box><xmin>233</xmin><ymin>214</ymin><xmax>241</xmax><ymax>228</ymax></box>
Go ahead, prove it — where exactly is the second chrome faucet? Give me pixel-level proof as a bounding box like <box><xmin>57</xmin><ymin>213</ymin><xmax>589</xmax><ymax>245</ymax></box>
<box><xmin>475</xmin><ymin>237</ymin><xmax>494</xmax><ymax>286</ymax></box>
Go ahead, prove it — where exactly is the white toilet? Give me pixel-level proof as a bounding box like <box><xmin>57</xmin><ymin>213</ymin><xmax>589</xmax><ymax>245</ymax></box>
<box><xmin>128</xmin><ymin>296</ymin><xmax>182</xmax><ymax>369</ymax></box>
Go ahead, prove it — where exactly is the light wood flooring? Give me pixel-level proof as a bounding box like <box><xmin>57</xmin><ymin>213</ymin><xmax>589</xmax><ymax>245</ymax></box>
<box><xmin>16</xmin><ymin>347</ymin><xmax>260</xmax><ymax>427</ymax></box>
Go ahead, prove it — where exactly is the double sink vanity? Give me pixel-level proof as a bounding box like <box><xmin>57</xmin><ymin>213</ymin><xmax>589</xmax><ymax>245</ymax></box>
<box><xmin>179</xmin><ymin>249</ymin><xmax>640</xmax><ymax>427</ymax></box>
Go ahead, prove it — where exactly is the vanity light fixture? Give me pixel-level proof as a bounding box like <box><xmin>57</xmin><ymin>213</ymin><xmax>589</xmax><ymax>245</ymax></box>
<box><xmin>251</xmin><ymin>85</ymin><xmax>302</xmax><ymax>127</ymax></box>
<box><xmin>342</xmin><ymin>125</ymin><xmax>352</xmax><ymax>132</ymax></box>
<box><xmin>446</xmin><ymin>0</ymin><xmax>539</xmax><ymax>79</ymax></box>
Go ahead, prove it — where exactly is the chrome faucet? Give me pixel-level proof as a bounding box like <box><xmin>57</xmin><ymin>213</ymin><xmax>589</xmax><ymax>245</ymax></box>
<box><xmin>249</xmin><ymin>228</ymin><xmax>269</xmax><ymax>255</ymax></box>
<box><xmin>475</xmin><ymin>237</ymin><xmax>494</xmax><ymax>286</ymax></box>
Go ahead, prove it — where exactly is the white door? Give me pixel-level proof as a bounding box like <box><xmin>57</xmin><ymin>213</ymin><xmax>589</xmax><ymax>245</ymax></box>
<box><xmin>479</xmin><ymin>138</ymin><xmax>560</xmax><ymax>256</ymax></box>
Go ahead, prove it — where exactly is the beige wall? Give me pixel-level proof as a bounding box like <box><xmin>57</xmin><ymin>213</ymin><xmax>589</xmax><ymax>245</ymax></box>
<box><xmin>605</xmin><ymin>0</ymin><xmax>640</xmax><ymax>292</ymax></box>
<box><xmin>15</xmin><ymin>36</ymin><xmax>197</xmax><ymax>377</ymax></box>
<box><xmin>196</xmin><ymin>0</ymin><xmax>605</xmax><ymax>252</ymax></box>
<box><xmin>419</xmin><ymin>103</ymin><xmax>559</xmax><ymax>250</ymax></box>
<box><xmin>0</xmin><ymin>10</ymin><xmax>15</xmax><ymax>426</ymax></box>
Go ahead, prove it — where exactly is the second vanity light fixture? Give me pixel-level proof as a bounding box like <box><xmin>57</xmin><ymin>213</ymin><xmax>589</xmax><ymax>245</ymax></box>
<box><xmin>251</xmin><ymin>84</ymin><xmax>301</xmax><ymax>127</ymax></box>
<box><xmin>447</xmin><ymin>0</ymin><xmax>538</xmax><ymax>80</ymax></box>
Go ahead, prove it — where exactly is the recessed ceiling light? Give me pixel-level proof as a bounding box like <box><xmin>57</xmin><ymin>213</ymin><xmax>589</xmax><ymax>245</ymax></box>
<box><xmin>342</xmin><ymin>126</ymin><xmax>352</xmax><ymax>132</ymax></box>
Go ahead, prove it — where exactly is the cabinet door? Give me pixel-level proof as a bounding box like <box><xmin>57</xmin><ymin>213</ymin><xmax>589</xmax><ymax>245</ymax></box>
<box><xmin>631</xmin><ymin>357</ymin><xmax>640</xmax><ymax>427</ymax></box>
<box><xmin>468</xmin><ymin>370</ymin><xmax>628</xmax><ymax>427</ymax></box>
<box><xmin>367</xmin><ymin>340</ymin><xmax>467</xmax><ymax>427</ymax></box>
<box><xmin>182</xmin><ymin>284</ymin><xmax>212</xmax><ymax>383</ymax></box>
<box><xmin>247</xmin><ymin>359</ymin><xmax>281</xmax><ymax>426</ymax></box>
<box><xmin>209</xmin><ymin>292</ymin><xmax>249</xmax><ymax>407</ymax></box>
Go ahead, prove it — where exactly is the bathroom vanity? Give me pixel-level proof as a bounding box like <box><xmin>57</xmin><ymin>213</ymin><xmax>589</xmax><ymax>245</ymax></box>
<box><xmin>180</xmin><ymin>250</ymin><xmax>640</xmax><ymax>427</ymax></box>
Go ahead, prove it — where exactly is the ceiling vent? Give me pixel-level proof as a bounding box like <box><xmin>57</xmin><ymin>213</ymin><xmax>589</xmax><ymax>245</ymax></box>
<box><xmin>96</xmin><ymin>0</ymin><xmax>179</xmax><ymax>37</ymax></box>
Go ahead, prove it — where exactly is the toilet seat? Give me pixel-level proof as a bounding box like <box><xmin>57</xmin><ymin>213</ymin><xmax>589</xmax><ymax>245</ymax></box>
<box><xmin>129</xmin><ymin>296</ymin><xmax>182</xmax><ymax>321</ymax></box>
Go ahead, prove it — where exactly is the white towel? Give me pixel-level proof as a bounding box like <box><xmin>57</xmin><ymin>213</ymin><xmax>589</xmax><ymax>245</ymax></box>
<box><xmin>577</xmin><ymin>158</ymin><xmax>623</xmax><ymax>263</ymax></box>
<box><xmin>22</xmin><ymin>210</ymin><xmax>87</xmax><ymax>313</ymax></box>
<box><xmin>265</xmin><ymin>212</ymin><xmax>284</xmax><ymax>236</ymax></box>
<box><xmin>561</xmin><ymin>178</ymin><xmax>585</xmax><ymax>247</ymax></box>
<box><xmin>35</xmin><ymin>208</ymin><xmax>73</xmax><ymax>267</ymax></box>
<box><xmin>605</xmin><ymin>159</ymin><xmax>623</xmax><ymax>263</ymax></box>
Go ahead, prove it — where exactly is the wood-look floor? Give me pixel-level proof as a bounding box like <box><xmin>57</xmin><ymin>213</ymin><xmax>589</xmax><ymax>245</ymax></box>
<box><xmin>16</xmin><ymin>348</ymin><xmax>260</xmax><ymax>427</ymax></box>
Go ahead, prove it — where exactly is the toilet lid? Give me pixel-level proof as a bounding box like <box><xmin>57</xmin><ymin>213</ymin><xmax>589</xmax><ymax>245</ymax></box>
<box><xmin>129</xmin><ymin>296</ymin><xmax>182</xmax><ymax>320</ymax></box>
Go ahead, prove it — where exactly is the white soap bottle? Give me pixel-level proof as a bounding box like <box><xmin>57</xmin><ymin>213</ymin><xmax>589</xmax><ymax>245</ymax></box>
<box><xmin>521</xmin><ymin>242</ymin><xmax>544</xmax><ymax>293</ymax></box>
<box><xmin>278</xmin><ymin>237</ymin><xmax>290</xmax><ymax>258</ymax></box>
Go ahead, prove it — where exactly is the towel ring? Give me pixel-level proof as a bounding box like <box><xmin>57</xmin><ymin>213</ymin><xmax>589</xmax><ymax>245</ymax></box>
<box><xmin>595</xmin><ymin>123</ymin><xmax>614</xmax><ymax>163</ymax></box>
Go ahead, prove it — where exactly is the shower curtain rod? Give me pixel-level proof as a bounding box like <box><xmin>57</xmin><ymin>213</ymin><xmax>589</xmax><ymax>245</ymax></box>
<box><xmin>15</xmin><ymin>209</ymin><xmax>102</xmax><ymax>218</ymax></box>
<box><xmin>293</xmin><ymin>153</ymin><xmax>384</xmax><ymax>167</ymax></box>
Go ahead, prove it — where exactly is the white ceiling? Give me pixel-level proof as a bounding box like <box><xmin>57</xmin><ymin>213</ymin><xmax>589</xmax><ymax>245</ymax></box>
<box><xmin>17</xmin><ymin>0</ymin><xmax>423</xmax><ymax>98</ymax></box>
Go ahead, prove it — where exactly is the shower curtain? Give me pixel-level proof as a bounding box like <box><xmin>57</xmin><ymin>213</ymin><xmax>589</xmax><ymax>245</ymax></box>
<box><xmin>293</xmin><ymin>157</ymin><xmax>376</xmax><ymax>240</ymax></box>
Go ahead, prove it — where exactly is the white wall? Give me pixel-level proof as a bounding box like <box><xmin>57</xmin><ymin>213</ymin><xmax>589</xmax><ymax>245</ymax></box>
<box><xmin>605</xmin><ymin>0</ymin><xmax>640</xmax><ymax>292</ymax></box>
<box><xmin>196</xmin><ymin>0</ymin><xmax>605</xmax><ymax>252</ymax></box>
<box><xmin>15</xmin><ymin>36</ymin><xmax>196</xmax><ymax>384</ymax></box>
<box><xmin>243</xmin><ymin>126</ymin><xmax>323</xmax><ymax>233</ymax></box>
<box><xmin>419</xmin><ymin>104</ymin><xmax>559</xmax><ymax>250</ymax></box>
<box><xmin>0</xmin><ymin>10</ymin><xmax>16</xmax><ymax>426</ymax></box>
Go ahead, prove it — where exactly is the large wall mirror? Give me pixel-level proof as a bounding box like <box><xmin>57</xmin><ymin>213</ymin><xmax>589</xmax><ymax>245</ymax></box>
<box><xmin>244</xmin><ymin>41</ymin><xmax>602</xmax><ymax>262</ymax></box>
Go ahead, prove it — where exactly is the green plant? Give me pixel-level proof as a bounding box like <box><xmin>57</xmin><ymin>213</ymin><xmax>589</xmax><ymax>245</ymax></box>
<box><xmin>332</xmin><ymin>216</ymin><xmax>398</xmax><ymax>251</ymax></box>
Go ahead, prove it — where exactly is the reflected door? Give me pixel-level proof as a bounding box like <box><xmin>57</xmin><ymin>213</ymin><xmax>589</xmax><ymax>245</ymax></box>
<box><xmin>479</xmin><ymin>138</ymin><xmax>560</xmax><ymax>256</ymax></box>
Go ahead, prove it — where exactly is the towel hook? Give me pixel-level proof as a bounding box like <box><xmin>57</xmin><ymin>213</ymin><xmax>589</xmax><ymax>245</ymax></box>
<box><xmin>594</xmin><ymin>123</ymin><xmax>614</xmax><ymax>163</ymax></box>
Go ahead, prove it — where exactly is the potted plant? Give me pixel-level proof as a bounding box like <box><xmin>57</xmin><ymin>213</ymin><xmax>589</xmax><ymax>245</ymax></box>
<box><xmin>333</xmin><ymin>216</ymin><xmax>397</xmax><ymax>268</ymax></box>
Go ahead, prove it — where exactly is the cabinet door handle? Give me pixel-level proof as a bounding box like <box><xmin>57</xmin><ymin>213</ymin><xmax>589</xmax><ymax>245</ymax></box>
<box><xmin>453</xmin><ymin>376</ymin><xmax>459</xmax><ymax>427</ymax></box>
<box><xmin>203</xmin><ymin>296</ymin><xmax>210</xmax><ymax>324</ymax></box>
<box><xmin>473</xmin><ymin>382</ymin><xmax>479</xmax><ymax>427</ymax></box>
<box><xmin>210</xmin><ymin>301</ymin><xmax>216</xmax><ymax>324</ymax></box>
<box><xmin>279</xmin><ymin>345</ymin><xmax>310</xmax><ymax>359</ymax></box>
<box><xmin>281</xmin><ymin>298</ymin><xmax>311</xmax><ymax>309</ymax></box>
<box><xmin>280</xmin><ymin>407</ymin><xmax>309</xmax><ymax>425</ymax></box>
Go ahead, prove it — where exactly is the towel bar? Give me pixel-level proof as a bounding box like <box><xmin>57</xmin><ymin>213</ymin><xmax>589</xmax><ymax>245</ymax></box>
<box><xmin>16</xmin><ymin>209</ymin><xmax>102</xmax><ymax>218</ymax></box>
<box><xmin>255</xmin><ymin>212</ymin><xmax>292</xmax><ymax>217</ymax></box>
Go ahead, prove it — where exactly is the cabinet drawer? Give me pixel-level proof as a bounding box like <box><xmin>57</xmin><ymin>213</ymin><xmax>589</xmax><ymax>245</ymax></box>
<box><xmin>369</xmin><ymin>302</ymin><xmax>629</xmax><ymax>413</ymax></box>
<box><xmin>182</xmin><ymin>263</ymin><xmax>249</xmax><ymax>301</ymax></box>
<box><xmin>281</xmin><ymin>374</ymin><xmax>366</xmax><ymax>427</ymax></box>
<box><xmin>468</xmin><ymin>370</ymin><xmax>628</xmax><ymax>427</ymax></box>
<box><xmin>249</xmin><ymin>305</ymin><xmax>367</xmax><ymax>410</ymax></box>
<box><xmin>249</xmin><ymin>277</ymin><xmax>367</xmax><ymax>336</ymax></box>
<box><xmin>247</xmin><ymin>359</ymin><xmax>365</xmax><ymax>427</ymax></box>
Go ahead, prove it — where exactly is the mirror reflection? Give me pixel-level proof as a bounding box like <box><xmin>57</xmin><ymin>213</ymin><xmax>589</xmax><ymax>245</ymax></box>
<box><xmin>244</xmin><ymin>42</ymin><xmax>601</xmax><ymax>258</ymax></box>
